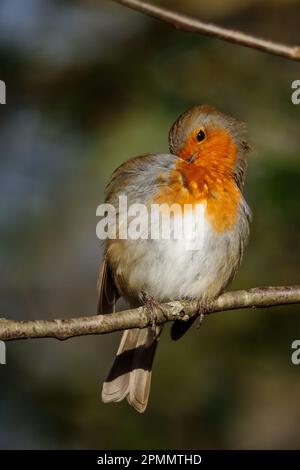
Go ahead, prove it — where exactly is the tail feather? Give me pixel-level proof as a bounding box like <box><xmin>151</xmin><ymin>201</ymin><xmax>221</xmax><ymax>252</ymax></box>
<box><xmin>102</xmin><ymin>326</ymin><xmax>162</xmax><ymax>413</ymax></box>
<box><xmin>102</xmin><ymin>329</ymin><xmax>137</xmax><ymax>403</ymax></box>
<box><xmin>170</xmin><ymin>316</ymin><xmax>196</xmax><ymax>340</ymax></box>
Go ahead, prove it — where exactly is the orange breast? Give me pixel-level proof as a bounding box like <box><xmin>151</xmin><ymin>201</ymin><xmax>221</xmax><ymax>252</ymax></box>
<box><xmin>154</xmin><ymin>129</ymin><xmax>241</xmax><ymax>233</ymax></box>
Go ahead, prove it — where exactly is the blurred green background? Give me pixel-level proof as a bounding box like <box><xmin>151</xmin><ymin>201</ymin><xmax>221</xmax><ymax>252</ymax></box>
<box><xmin>0</xmin><ymin>0</ymin><xmax>300</xmax><ymax>449</ymax></box>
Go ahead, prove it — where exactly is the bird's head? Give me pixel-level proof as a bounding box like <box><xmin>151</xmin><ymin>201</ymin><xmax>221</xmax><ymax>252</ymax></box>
<box><xmin>168</xmin><ymin>105</ymin><xmax>250</xmax><ymax>186</ymax></box>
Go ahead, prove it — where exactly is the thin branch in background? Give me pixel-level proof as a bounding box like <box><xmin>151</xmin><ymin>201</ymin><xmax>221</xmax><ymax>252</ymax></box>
<box><xmin>113</xmin><ymin>0</ymin><xmax>300</xmax><ymax>61</ymax></box>
<box><xmin>0</xmin><ymin>286</ymin><xmax>299</xmax><ymax>342</ymax></box>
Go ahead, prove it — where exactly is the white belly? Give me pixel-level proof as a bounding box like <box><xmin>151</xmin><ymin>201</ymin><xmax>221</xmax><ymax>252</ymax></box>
<box><xmin>111</xmin><ymin>204</ymin><xmax>241</xmax><ymax>302</ymax></box>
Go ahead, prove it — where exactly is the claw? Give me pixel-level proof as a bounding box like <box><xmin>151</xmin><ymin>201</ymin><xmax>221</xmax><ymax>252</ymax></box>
<box><xmin>196</xmin><ymin>300</ymin><xmax>211</xmax><ymax>328</ymax></box>
<box><xmin>141</xmin><ymin>292</ymin><xmax>163</xmax><ymax>334</ymax></box>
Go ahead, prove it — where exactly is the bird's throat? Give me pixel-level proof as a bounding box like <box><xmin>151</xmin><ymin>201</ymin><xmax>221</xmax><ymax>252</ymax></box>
<box><xmin>154</xmin><ymin>157</ymin><xmax>241</xmax><ymax>233</ymax></box>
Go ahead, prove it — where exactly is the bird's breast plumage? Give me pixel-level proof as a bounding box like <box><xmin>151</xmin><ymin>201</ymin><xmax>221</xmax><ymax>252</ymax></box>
<box><xmin>104</xmin><ymin>153</ymin><xmax>250</xmax><ymax>304</ymax></box>
<box><xmin>153</xmin><ymin>158</ymin><xmax>241</xmax><ymax>233</ymax></box>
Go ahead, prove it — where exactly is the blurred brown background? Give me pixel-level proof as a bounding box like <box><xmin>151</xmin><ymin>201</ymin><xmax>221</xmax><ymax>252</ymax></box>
<box><xmin>0</xmin><ymin>0</ymin><xmax>300</xmax><ymax>449</ymax></box>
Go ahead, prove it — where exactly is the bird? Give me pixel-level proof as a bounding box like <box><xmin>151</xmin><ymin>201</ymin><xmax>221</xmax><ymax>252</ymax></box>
<box><xmin>98</xmin><ymin>105</ymin><xmax>251</xmax><ymax>413</ymax></box>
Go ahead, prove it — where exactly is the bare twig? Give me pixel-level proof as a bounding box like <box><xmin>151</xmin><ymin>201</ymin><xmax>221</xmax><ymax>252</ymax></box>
<box><xmin>113</xmin><ymin>0</ymin><xmax>300</xmax><ymax>61</ymax></box>
<box><xmin>0</xmin><ymin>286</ymin><xmax>299</xmax><ymax>342</ymax></box>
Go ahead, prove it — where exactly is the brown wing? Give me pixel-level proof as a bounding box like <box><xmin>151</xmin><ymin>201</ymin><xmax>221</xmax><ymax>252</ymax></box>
<box><xmin>97</xmin><ymin>258</ymin><xmax>120</xmax><ymax>314</ymax></box>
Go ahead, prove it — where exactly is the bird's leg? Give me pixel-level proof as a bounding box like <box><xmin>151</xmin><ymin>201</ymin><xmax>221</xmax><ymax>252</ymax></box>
<box><xmin>196</xmin><ymin>299</ymin><xmax>212</xmax><ymax>328</ymax></box>
<box><xmin>141</xmin><ymin>291</ymin><xmax>164</xmax><ymax>334</ymax></box>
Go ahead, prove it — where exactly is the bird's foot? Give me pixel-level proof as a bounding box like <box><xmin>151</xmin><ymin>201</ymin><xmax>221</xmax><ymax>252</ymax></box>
<box><xmin>141</xmin><ymin>292</ymin><xmax>163</xmax><ymax>334</ymax></box>
<box><xmin>196</xmin><ymin>300</ymin><xmax>212</xmax><ymax>329</ymax></box>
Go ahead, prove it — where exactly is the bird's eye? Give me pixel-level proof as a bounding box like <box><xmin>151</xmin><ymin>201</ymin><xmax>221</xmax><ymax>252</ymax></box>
<box><xmin>196</xmin><ymin>129</ymin><xmax>206</xmax><ymax>142</ymax></box>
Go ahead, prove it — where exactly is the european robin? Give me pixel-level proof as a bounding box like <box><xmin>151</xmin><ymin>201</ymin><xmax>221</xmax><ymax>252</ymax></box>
<box><xmin>98</xmin><ymin>105</ymin><xmax>251</xmax><ymax>413</ymax></box>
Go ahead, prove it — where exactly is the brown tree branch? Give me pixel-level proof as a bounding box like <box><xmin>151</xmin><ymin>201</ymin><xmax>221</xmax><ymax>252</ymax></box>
<box><xmin>0</xmin><ymin>286</ymin><xmax>299</xmax><ymax>342</ymax></box>
<box><xmin>113</xmin><ymin>0</ymin><xmax>300</xmax><ymax>61</ymax></box>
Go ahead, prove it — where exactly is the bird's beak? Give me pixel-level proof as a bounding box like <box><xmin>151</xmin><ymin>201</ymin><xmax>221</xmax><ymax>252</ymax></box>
<box><xmin>187</xmin><ymin>153</ymin><xmax>197</xmax><ymax>164</ymax></box>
